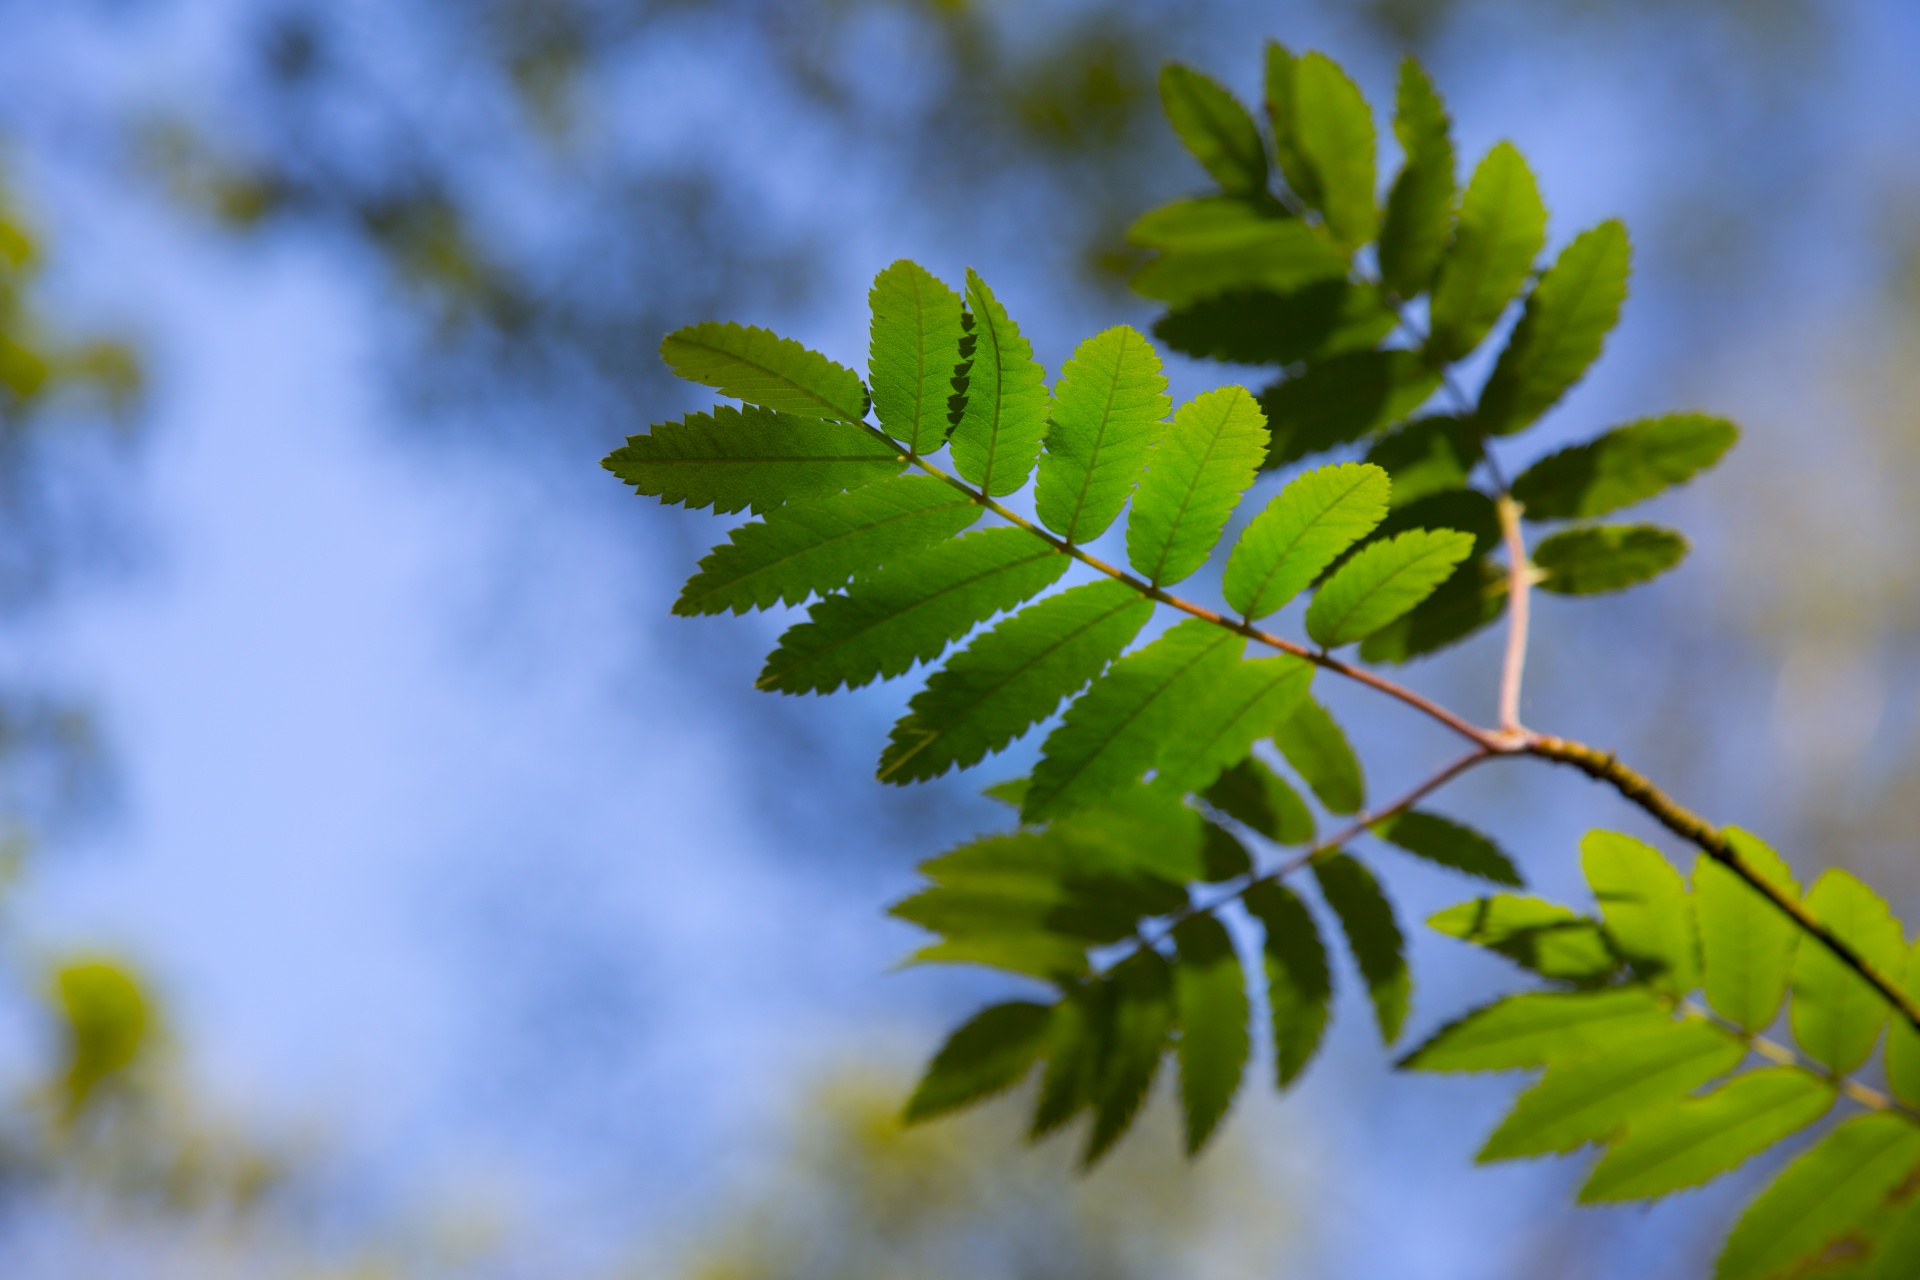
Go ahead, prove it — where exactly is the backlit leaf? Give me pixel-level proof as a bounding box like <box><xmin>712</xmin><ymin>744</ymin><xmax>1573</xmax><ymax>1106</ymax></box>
<box><xmin>1204</xmin><ymin>756</ymin><xmax>1315</xmax><ymax>845</ymax></box>
<box><xmin>1427</xmin><ymin>895</ymin><xmax>1617</xmax><ymax>983</ymax></box>
<box><xmin>1261</xmin><ymin>350</ymin><xmax>1441</xmax><ymax>467</ymax></box>
<box><xmin>1035</xmin><ymin>326</ymin><xmax>1171</xmax><ymax>542</ymax></box>
<box><xmin>904</xmin><ymin>1001</ymin><xmax>1053</xmax><ymax>1124</ymax></box>
<box><xmin>1365</xmin><ymin>415</ymin><xmax>1484</xmax><ymax>509</ymax></box>
<box><xmin>759</xmin><ymin>528</ymin><xmax>1067</xmax><ymax>694</ymax></box>
<box><xmin>1084</xmin><ymin>951</ymin><xmax>1176</xmax><ymax>1166</ymax></box>
<box><xmin>879</xmin><ymin>580</ymin><xmax>1154</xmax><ymax>784</ymax></box>
<box><xmin>661</xmin><ymin>321</ymin><xmax>868</xmax><ymax>421</ymax></box>
<box><xmin>1152</xmin><ymin>282</ymin><xmax>1395</xmax><ymax>367</ymax></box>
<box><xmin>951</xmin><ymin>270</ymin><xmax>1049</xmax><ymax>497</ymax></box>
<box><xmin>1159</xmin><ymin>64</ymin><xmax>1270</xmax><ymax>197</ymax></box>
<box><xmin>1695</xmin><ymin>830</ymin><xmax>1801</xmax><ymax>1034</ymax></box>
<box><xmin>1292</xmin><ymin>52</ymin><xmax>1377</xmax><ymax>247</ymax></box>
<box><xmin>1791</xmin><ymin>868</ymin><xmax>1906</xmax><ymax>1075</ymax></box>
<box><xmin>1222</xmin><ymin>461</ymin><xmax>1390</xmax><ymax>621</ymax></box>
<box><xmin>1372</xmin><ymin>810</ymin><xmax>1522</xmax><ymax>886</ymax></box>
<box><xmin>1305</xmin><ymin>528</ymin><xmax>1475</xmax><ymax>647</ymax></box>
<box><xmin>1154</xmin><ymin>655</ymin><xmax>1316</xmax><ymax>795</ymax></box>
<box><xmin>1399</xmin><ymin>989</ymin><xmax>1673</xmax><ymax>1073</ymax></box>
<box><xmin>606</xmin><ymin>405</ymin><xmax>904</xmax><ymax>515</ymax></box>
<box><xmin>1716</xmin><ymin>1114</ymin><xmax>1920</xmax><ymax>1280</ymax></box>
<box><xmin>1271</xmin><ymin>696</ymin><xmax>1365</xmax><ymax>814</ymax></box>
<box><xmin>1126</xmin><ymin>385</ymin><xmax>1269</xmax><ymax>586</ymax></box>
<box><xmin>868</xmin><ymin>260</ymin><xmax>969</xmax><ymax>453</ymax></box>
<box><xmin>1377</xmin><ymin>58</ymin><xmax>1456</xmax><ymax>299</ymax></box>
<box><xmin>1173</xmin><ymin>914</ymin><xmax>1250</xmax><ymax>1154</ymax></box>
<box><xmin>1357</xmin><ymin>556</ymin><xmax>1508</xmax><ymax>664</ymax></box>
<box><xmin>1583</xmin><ymin>830</ymin><xmax>1698</xmax><ymax>992</ymax></box>
<box><xmin>1261</xmin><ymin>42</ymin><xmax>1320</xmax><ymax>207</ymax></box>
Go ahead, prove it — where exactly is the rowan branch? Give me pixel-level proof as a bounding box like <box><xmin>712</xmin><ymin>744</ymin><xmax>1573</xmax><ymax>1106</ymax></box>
<box><xmin>1495</xmin><ymin>494</ymin><xmax>1532</xmax><ymax>734</ymax></box>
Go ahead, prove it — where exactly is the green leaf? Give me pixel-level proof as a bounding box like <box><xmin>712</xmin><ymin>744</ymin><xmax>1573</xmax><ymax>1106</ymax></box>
<box><xmin>1580</xmin><ymin>1067</ymin><xmax>1836</xmax><ymax>1203</ymax></box>
<box><xmin>1152</xmin><ymin>282</ymin><xmax>1395</xmax><ymax>367</ymax></box>
<box><xmin>1583</xmin><ymin>830</ymin><xmax>1699</xmax><ymax>992</ymax></box>
<box><xmin>1200</xmin><ymin>821</ymin><xmax>1254</xmax><ymax>881</ymax></box>
<box><xmin>1716</xmin><ymin>1113</ymin><xmax>1920</xmax><ymax>1280</ymax></box>
<box><xmin>1130</xmin><ymin>219</ymin><xmax>1347</xmax><ymax>305</ymax></box>
<box><xmin>1084</xmin><ymin>951</ymin><xmax>1176</xmax><ymax>1166</ymax></box>
<box><xmin>605</xmin><ymin>405</ymin><xmax>904</xmax><ymax>515</ymax></box>
<box><xmin>1031</xmin><ymin>987</ymin><xmax>1099</xmax><ymax>1137</ymax></box>
<box><xmin>1534</xmin><ymin>524</ymin><xmax>1688</xmax><ymax>595</ymax></box>
<box><xmin>868</xmin><ymin>260</ymin><xmax>968</xmax><ymax>453</ymax></box>
<box><xmin>1243</xmin><ymin>880</ymin><xmax>1333</xmax><ymax>1086</ymax></box>
<box><xmin>1272</xmin><ymin>695</ymin><xmax>1365</xmax><ymax>814</ymax></box>
<box><xmin>1158</xmin><ymin>64</ymin><xmax>1270</xmax><ymax>197</ymax></box>
<box><xmin>906</xmin><ymin>934</ymin><xmax>1090</xmax><ymax>982</ymax></box>
<box><xmin>758</xmin><ymin>528</ymin><xmax>1067</xmax><ymax>694</ymax></box>
<box><xmin>1222</xmin><ymin>461</ymin><xmax>1390</xmax><ymax>621</ymax></box>
<box><xmin>1885</xmin><ymin>942</ymin><xmax>1920</xmax><ymax>1108</ymax></box>
<box><xmin>1047</xmin><ymin>785</ymin><xmax>1212</xmax><ymax>885</ymax></box>
<box><xmin>1365</xmin><ymin>415</ymin><xmax>1484</xmax><ymax>509</ymax></box>
<box><xmin>1292</xmin><ymin>52</ymin><xmax>1377</xmax><ymax>248</ymax></box>
<box><xmin>1357</xmin><ymin>556</ymin><xmax>1508</xmax><ymax>664</ymax></box>
<box><xmin>1372</xmin><ymin>811</ymin><xmax>1522</xmax><ymax>886</ymax></box>
<box><xmin>1511</xmin><ymin>413</ymin><xmax>1740</xmax><ymax>520</ymax></box>
<box><xmin>1377</xmin><ymin>58</ymin><xmax>1456</xmax><ymax>299</ymax></box>
<box><xmin>1024</xmin><ymin>619</ymin><xmax>1241</xmax><ymax>822</ymax></box>
<box><xmin>1173</xmin><ymin>914</ymin><xmax>1250</xmax><ymax>1154</ymax></box>
<box><xmin>1425</xmin><ymin>143</ymin><xmax>1547</xmax><ymax>363</ymax></box>
<box><xmin>1427</xmin><ymin>895</ymin><xmax>1618</xmax><ymax>983</ymax></box>
<box><xmin>660</xmin><ymin>321</ymin><xmax>868</xmax><ymax>422</ymax></box>
<box><xmin>1306</xmin><ymin>528</ymin><xmax>1475</xmax><ymax>648</ymax></box>
<box><xmin>1861</xmin><ymin>1195</ymin><xmax>1920</xmax><ymax>1280</ymax></box>
<box><xmin>1126</xmin><ymin>385</ymin><xmax>1269</xmax><ymax>586</ymax></box>
<box><xmin>1035</xmin><ymin>325</ymin><xmax>1171</xmax><ymax>542</ymax></box>
<box><xmin>1204</xmin><ymin>756</ymin><xmax>1314</xmax><ymax>845</ymax></box>
<box><xmin>879</xmin><ymin>580</ymin><xmax>1153</xmax><ymax>784</ymax></box>
<box><xmin>1354</xmin><ymin>488</ymin><xmax>1503</xmax><ymax>562</ymax></box>
<box><xmin>1476</xmin><ymin>221</ymin><xmax>1631</xmax><ymax>436</ymax></box>
<box><xmin>1314</xmin><ymin>852</ymin><xmax>1410</xmax><ymax>1044</ymax></box>
<box><xmin>674</xmin><ymin>476</ymin><xmax>981</xmax><ymax>615</ymax></box>
<box><xmin>951</xmin><ymin>270</ymin><xmax>1050</xmax><ymax>497</ymax></box>
<box><xmin>904</xmin><ymin>1001</ymin><xmax>1053</xmax><ymax>1124</ymax></box>
<box><xmin>1791</xmin><ymin>868</ymin><xmax>1907</xmax><ymax>1075</ymax></box>
<box><xmin>1154</xmin><ymin>655</ymin><xmax>1316</xmax><ymax>795</ymax></box>
<box><xmin>1696</xmin><ymin>830</ymin><xmax>1802</xmax><ymax>1034</ymax></box>
<box><xmin>1477</xmin><ymin>1019</ymin><xmax>1744</xmax><ymax>1161</ymax></box>
<box><xmin>1399</xmin><ymin>989</ymin><xmax>1673</xmax><ymax>1073</ymax></box>
<box><xmin>1259</xmin><ymin>43</ymin><xmax>1315</xmax><ymax>205</ymax></box>
<box><xmin>1260</xmin><ymin>350</ymin><xmax>1442</xmax><ymax>467</ymax></box>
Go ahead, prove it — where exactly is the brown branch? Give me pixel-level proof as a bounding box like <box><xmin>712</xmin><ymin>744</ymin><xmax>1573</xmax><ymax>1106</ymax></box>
<box><xmin>1495</xmin><ymin>494</ymin><xmax>1532</xmax><ymax>734</ymax></box>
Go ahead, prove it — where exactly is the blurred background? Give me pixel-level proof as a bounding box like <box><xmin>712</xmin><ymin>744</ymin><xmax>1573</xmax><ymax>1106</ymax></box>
<box><xmin>0</xmin><ymin>0</ymin><xmax>1915</xmax><ymax>1275</ymax></box>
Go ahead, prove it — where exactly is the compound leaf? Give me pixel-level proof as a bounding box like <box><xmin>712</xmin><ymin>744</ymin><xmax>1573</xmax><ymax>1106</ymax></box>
<box><xmin>661</xmin><ymin>321</ymin><xmax>868</xmax><ymax>421</ymax></box>
<box><xmin>1378</xmin><ymin>57</ymin><xmax>1456</xmax><ymax>298</ymax></box>
<box><xmin>1426</xmin><ymin>143</ymin><xmax>1547</xmax><ymax>363</ymax></box>
<box><xmin>1476</xmin><ymin>221</ymin><xmax>1631</xmax><ymax>436</ymax></box>
<box><xmin>1204</xmin><ymin>756</ymin><xmax>1315</xmax><ymax>845</ymax></box>
<box><xmin>1244</xmin><ymin>880</ymin><xmax>1333</xmax><ymax>1085</ymax></box>
<box><xmin>1315</xmin><ymin>852</ymin><xmax>1411</xmax><ymax>1044</ymax></box>
<box><xmin>1292</xmin><ymin>52</ymin><xmax>1377</xmax><ymax>248</ymax></box>
<box><xmin>1223</xmin><ymin>461</ymin><xmax>1390</xmax><ymax>620</ymax></box>
<box><xmin>1023</xmin><ymin>619</ymin><xmax>1241</xmax><ymax>822</ymax></box>
<box><xmin>1511</xmin><ymin>413</ymin><xmax>1740</xmax><ymax>520</ymax></box>
<box><xmin>1580</xmin><ymin>1067</ymin><xmax>1835</xmax><ymax>1203</ymax></box>
<box><xmin>879</xmin><ymin>580</ymin><xmax>1154</xmax><ymax>784</ymax></box>
<box><xmin>1173</xmin><ymin>914</ymin><xmax>1251</xmax><ymax>1154</ymax></box>
<box><xmin>904</xmin><ymin>1001</ymin><xmax>1053</xmax><ymax>1124</ymax></box>
<box><xmin>1373</xmin><ymin>811</ymin><xmax>1522</xmax><ymax>886</ymax></box>
<box><xmin>1534</xmin><ymin>524</ymin><xmax>1688</xmax><ymax>595</ymax></box>
<box><xmin>675</xmin><ymin>476</ymin><xmax>981</xmax><ymax>615</ymax></box>
<box><xmin>1126</xmin><ymin>385</ymin><xmax>1269</xmax><ymax>586</ymax></box>
<box><xmin>1716</xmin><ymin>1114</ymin><xmax>1920</xmax><ymax>1280</ymax></box>
<box><xmin>1036</xmin><ymin>326</ymin><xmax>1171</xmax><ymax>542</ymax></box>
<box><xmin>1306</xmin><ymin>528</ymin><xmax>1475</xmax><ymax>647</ymax></box>
<box><xmin>1696</xmin><ymin>830</ymin><xmax>1801</xmax><ymax>1034</ymax></box>
<box><xmin>951</xmin><ymin>271</ymin><xmax>1049</xmax><ymax>497</ymax></box>
<box><xmin>1272</xmin><ymin>695</ymin><xmax>1365</xmax><ymax>814</ymax></box>
<box><xmin>868</xmin><ymin>260</ymin><xmax>969</xmax><ymax>453</ymax></box>
<box><xmin>606</xmin><ymin>405</ymin><xmax>904</xmax><ymax>515</ymax></box>
<box><xmin>759</xmin><ymin>528</ymin><xmax>1067</xmax><ymax>694</ymax></box>
<box><xmin>1583</xmin><ymin>831</ymin><xmax>1699</xmax><ymax>993</ymax></box>
<box><xmin>1477</xmin><ymin>1019</ymin><xmax>1745</xmax><ymax>1162</ymax></box>
<box><xmin>1159</xmin><ymin>64</ymin><xmax>1270</xmax><ymax>197</ymax></box>
<box><xmin>1400</xmin><ymin>988</ymin><xmax>1673</xmax><ymax>1073</ymax></box>
<box><xmin>1791</xmin><ymin>868</ymin><xmax>1906</xmax><ymax>1076</ymax></box>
